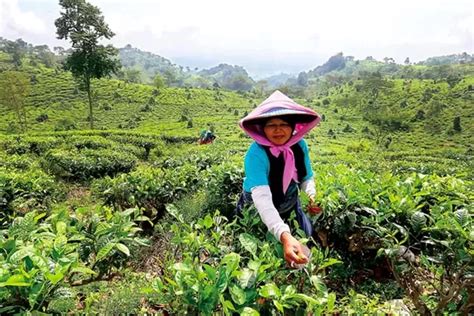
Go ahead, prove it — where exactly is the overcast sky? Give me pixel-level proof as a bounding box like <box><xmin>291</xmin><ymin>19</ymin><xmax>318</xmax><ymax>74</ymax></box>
<box><xmin>0</xmin><ymin>0</ymin><xmax>472</xmax><ymax>78</ymax></box>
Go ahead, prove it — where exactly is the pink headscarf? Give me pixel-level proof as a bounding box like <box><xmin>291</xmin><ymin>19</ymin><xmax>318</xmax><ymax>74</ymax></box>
<box><xmin>239</xmin><ymin>90</ymin><xmax>321</xmax><ymax>193</ymax></box>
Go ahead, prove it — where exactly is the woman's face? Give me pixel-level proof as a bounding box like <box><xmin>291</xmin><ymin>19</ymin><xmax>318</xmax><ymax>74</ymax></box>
<box><xmin>263</xmin><ymin>118</ymin><xmax>293</xmax><ymax>145</ymax></box>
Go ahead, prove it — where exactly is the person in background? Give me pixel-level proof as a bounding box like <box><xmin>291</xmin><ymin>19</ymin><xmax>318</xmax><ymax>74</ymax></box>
<box><xmin>236</xmin><ymin>90</ymin><xmax>321</xmax><ymax>267</ymax></box>
<box><xmin>199</xmin><ymin>128</ymin><xmax>216</xmax><ymax>144</ymax></box>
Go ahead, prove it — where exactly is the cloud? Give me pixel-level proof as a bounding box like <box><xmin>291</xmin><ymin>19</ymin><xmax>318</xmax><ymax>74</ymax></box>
<box><xmin>0</xmin><ymin>0</ymin><xmax>47</xmax><ymax>36</ymax></box>
<box><xmin>1</xmin><ymin>0</ymin><xmax>472</xmax><ymax>77</ymax></box>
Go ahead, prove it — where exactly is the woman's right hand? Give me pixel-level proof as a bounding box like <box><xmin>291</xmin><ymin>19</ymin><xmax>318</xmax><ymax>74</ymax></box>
<box><xmin>280</xmin><ymin>232</ymin><xmax>308</xmax><ymax>266</ymax></box>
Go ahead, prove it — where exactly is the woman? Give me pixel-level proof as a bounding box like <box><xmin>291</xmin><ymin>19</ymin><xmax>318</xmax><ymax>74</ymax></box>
<box><xmin>237</xmin><ymin>90</ymin><xmax>321</xmax><ymax>266</ymax></box>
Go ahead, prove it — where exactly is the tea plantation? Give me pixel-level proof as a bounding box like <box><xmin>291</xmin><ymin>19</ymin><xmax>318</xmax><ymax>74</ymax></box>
<box><xmin>0</xmin><ymin>49</ymin><xmax>473</xmax><ymax>314</ymax></box>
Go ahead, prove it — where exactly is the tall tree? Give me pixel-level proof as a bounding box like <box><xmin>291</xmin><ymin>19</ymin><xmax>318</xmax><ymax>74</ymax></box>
<box><xmin>0</xmin><ymin>71</ymin><xmax>30</xmax><ymax>132</ymax></box>
<box><xmin>4</xmin><ymin>39</ymin><xmax>26</xmax><ymax>67</ymax></box>
<box><xmin>55</xmin><ymin>0</ymin><xmax>120</xmax><ymax>129</ymax></box>
<box><xmin>153</xmin><ymin>74</ymin><xmax>165</xmax><ymax>89</ymax></box>
<box><xmin>125</xmin><ymin>68</ymin><xmax>142</xmax><ymax>83</ymax></box>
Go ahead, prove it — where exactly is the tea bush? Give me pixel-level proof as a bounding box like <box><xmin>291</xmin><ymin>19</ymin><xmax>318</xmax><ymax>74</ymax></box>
<box><xmin>312</xmin><ymin>163</ymin><xmax>473</xmax><ymax>314</ymax></box>
<box><xmin>0</xmin><ymin>207</ymin><xmax>149</xmax><ymax>313</ymax></box>
<box><xmin>0</xmin><ymin>167</ymin><xmax>63</xmax><ymax>226</ymax></box>
<box><xmin>92</xmin><ymin>164</ymin><xmax>201</xmax><ymax>222</ymax></box>
<box><xmin>0</xmin><ymin>136</ymin><xmax>63</xmax><ymax>155</ymax></box>
<box><xmin>0</xmin><ymin>153</ymin><xmax>34</xmax><ymax>170</ymax></box>
<box><xmin>43</xmin><ymin>148</ymin><xmax>137</xmax><ymax>180</ymax></box>
<box><xmin>150</xmin><ymin>206</ymin><xmax>344</xmax><ymax>315</ymax></box>
<box><xmin>203</xmin><ymin>162</ymin><xmax>244</xmax><ymax>218</ymax></box>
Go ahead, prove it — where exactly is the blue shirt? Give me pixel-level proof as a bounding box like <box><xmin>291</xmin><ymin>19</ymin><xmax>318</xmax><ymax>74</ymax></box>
<box><xmin>243</xmin><ymin>139</ymin><xmax>313</xmax><ymax>192</ymax></box>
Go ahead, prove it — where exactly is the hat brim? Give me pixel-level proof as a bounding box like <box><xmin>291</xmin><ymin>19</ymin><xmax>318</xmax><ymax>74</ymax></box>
<box><xmin>244</xmin><ymin>112</ymin><xmax>317</xmax><ymax>126</ymax></box>
<box><xmin>254</xmin><ymin>108</ymin><xmax>309</xmax><ymax>117</ymax></box>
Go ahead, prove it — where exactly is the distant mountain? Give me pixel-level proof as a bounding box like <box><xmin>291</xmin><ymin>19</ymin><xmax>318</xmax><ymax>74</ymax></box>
<box><xmin>118</xmin><ymin>44</ymin><xmax>182</xmax><ymax>81</ymax></box>
<box><xmin>308</xmin><ymin>52</ymin><xmax>347</xmax><ymax>76</ymax></box>
<box><xmin>198</xmin><ymin>64</ymin><xmax>254</xmax><ymax>91</ymax></box>
<box><xmin>261</xmin><ymin>73</ymin><xmax>295</xmax><ymax>89</ymax></box>
<box><xmin>417</xmin><ymin>53</ymin><xmax>474</xmax><ymax>66</ymax></box>
<box><xmin>119</xmin><ymin>45</ymin><xmax>255</xmax><ymax>91</ymax></box>
<box><xmin>2</xmin><ymin>37</ymin><xmax>472</xmax><ymax>92</ymax></box>
<box><xmin>302</xmin><ymin>52</ymin><xmax>474</xmax><ymax>84</ymax></box>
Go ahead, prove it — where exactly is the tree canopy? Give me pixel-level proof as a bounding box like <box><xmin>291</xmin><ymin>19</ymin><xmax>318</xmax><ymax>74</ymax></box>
<box><xmin>55</xmin><ymin>0</ymin><xmax>120</xmax><ymax>129</ymax></box>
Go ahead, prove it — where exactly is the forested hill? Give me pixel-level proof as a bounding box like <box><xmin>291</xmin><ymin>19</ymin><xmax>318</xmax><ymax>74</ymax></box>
<box><xmin>1</xmin><ymin>37</ymin><xmax>473</xmax><ymax>91</ymax></box>
<box><xmin>0</xmin><ymin>36</ymin><xmax>473</xmax><ymax>156</ymax></box>
<box><xmin>300</xmin><ymin>52</ymin><xmax>474</xmax><ymax>82</ymax></box>
<box><xmin>119</xmin><ymin>44</ymin><xmax>254</xmax><ymax>90</ymax></box>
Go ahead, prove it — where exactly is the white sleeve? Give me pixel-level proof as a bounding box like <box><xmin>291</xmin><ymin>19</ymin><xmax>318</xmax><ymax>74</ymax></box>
<box><xmin>300</xmin><ymin>178</ymin><xmax>316</xmax><ymax>198</ymax></box>
<box><xmin>250</xmin><ymin>185</ymin><xmax>291</xmax><ymax>242</ymax></box>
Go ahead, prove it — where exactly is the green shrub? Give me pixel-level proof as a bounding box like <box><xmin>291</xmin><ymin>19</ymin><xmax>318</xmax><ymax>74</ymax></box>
<box><xmin>0</xmin><ymin>207</ymin><xmax>149</xmax><ymax>313</ymax></box>
<box><xmin>0</xmin><ymin>211</ymin><xmax>94</xmax><ymax>312</ymax></box>
<box><xmin>0</xmin><ymin>136</ymin><xmax>63</xmax><ymax>155</ymax></box>
<box><xmin>92</xmin><ymin>164</ymin><xmax>201</xmax><ymax>222</ymax></box>
<box><xmin>203</xmin><ymin>162</ymin><xmax>244</xmax><ymax>217</ymax></box>
<box><xmin>43</xmin><ymin>148</ymin><xmax>136</xmax><ymax>180</ymax></box>
<box><xmin>107</xmin><ymin>134</ymin><xmax>160</xmax><ymax>160</ymax></box>
<box><xmin>68</xmin><ymin>135</ymin><xmax>113</xmax><ymax>150</ymax></box>
<box><xmin>0</xmin><ymin>168</ymin><xmax>63</xmax><ymax>226</ymax></box>
<box><xmin>0</xmin><ymin>153</ymin><xmax>33</xmax><ymax>170</ymax></box>
<box><xmin>54</xmin><ymin>118</ymin><xmax>77</xmax><ymax>131</ymax></box>
<box><xmin>151</xmin><ymin>207</ymin><xmax>342</xmax><ymax>314</ymax></box>
<box><xmin>313</xmin><ymin>164</ymin><xmax>473</xmax><ymax>314</ymax></box>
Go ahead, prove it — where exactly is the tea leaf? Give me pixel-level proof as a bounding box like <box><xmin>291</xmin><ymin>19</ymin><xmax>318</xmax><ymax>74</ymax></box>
<box><xmin>115</xmin><ymin>243</ymin><xmax>130</xmax><ymax>256</ymax></box>
<box><xmin>241</xmin><ymin>307</ymin><xmax>260</xmax><ymax>316</ymax></box>
<box><xmin>221</xmin><ymin>253</ymin><xmax>240</xmax><ymax>275</ymax></box>
<box><xmin>310</xmin><ymin>275</ymin><xmax>327</xmax><ymax>294</ymax></box>
<box><xmin>45</xmin><ymin>271</ymin><xmax>64</xmax><ymax>284</ymax></box>
<box><xmin>56</xmin><ymin>221</ymin><xmax>67</xmax><ymax>235</ymax></box>
<box><xmin>259</xmin><ymin>283</ymin><xmax>280</xmax><ymax>298</ymax></box>
<box><xmin>239</xmin><ymin>233</ymin><xmax>258</xmax><ymax>256</ymax></box>
<box><xmin>317</xmin><ymin>258</ymin><xmax>343</xmax><ymax>271</ymax></box>
<box><xmin>0</xmin><ymin>274</ymin><xmax>30</xmax><ymax>287</ymax></box>
<box><xmin>454</xmin><ymin>209</ymin><xmax>469</xmax><ymax>226</ymax></box>
<box><xmin>96</xmin><ymin>242</ymin><xmax>116</xmax><ymax>262</ymax></box>
<box><xmin>71</xmin><ymin>266</ymin><xmax>97</xmax><ymax>276</ymax></box>
<box><xmin>229</xmin><ymin>284</ymin><xmax>246</xmax><ymax>305</ymax></box>
<box><xmin>237</xmin><ymin>268</ymin><xmax>256</xmax><ymax>289</ymax></box>
<box><xmin>54</xmin><ymin>235</ymin><xmax>68</xmax><ymax>251</ymax></box>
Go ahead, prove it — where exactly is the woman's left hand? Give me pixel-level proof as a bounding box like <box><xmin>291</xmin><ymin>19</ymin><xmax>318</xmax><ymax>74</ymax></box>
<box><xmin>306</xmin><ymin>196</ymin><xmax>322</xmax><ymax>215</ymax></box>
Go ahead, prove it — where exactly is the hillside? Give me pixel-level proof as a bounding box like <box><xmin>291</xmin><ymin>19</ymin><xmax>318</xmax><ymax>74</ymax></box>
<box><xmin>0</xmin><ymin>46</ymin><xmax>472</xmax><ymax>178</ymax></box>
<box><xmin>119</xmin><ymin>44</ymin><xmax>255</xmax><ymax>90</ymax></box>
<box><xmin>0</xmin><ymin>38</ymin><xmax>473</xmax><ymax>314</ymax></box>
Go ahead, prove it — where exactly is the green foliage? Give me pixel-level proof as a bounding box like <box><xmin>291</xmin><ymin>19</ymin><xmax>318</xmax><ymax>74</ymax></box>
<box><xmin>69</xmin><ymin>272</ymin><xmax>153</xmax><ymax>314</ymax></box>
<box><xmin>0</xmin><ymin>71</ymin><xmax>30</xmax><ymax>132</ymax></box>
<box><xmin>150</xmin><ymin>207</ymin><xmax>342</xmax><ymax>314</ymax></box>
<box><xmin>54</xmin><ymin>118</ymin><xmax>77</xmax><ymax>131</ymax></box>
<box><xmin>0</xmin><ymin>211</ymin><xmax>90</xmax><ymax>312</ymax></box>
<box><xmin>55</xmin><ymin>0</ymin><xmax>121</xmax><ymax>129</ymax></box>
<box><xmin>203</xmin><ymin>162</ymin><xmax>244</xmax><ymax>217</ymax></box>
<box><xmin>0</xmin><ymin>136</ymin><xmax>63</xmax><ymax>155</ymax></box>
<box><xmin>75</xmin><ymin>207</ymin><xmax>149</xmax><ymax>277</ymax></box>
<box><xmin>0</xmin><ymin>168</ymin><xmax>63</xmax><ymax>227</ymax></box>
<box><xmin>0</xmin><ymin>207</ymin><xmax>148</xmax><ymax>313</ymax></box>
<box><xmin>153</xmin><ymin>73</ymin><xmax>165</xmax><ymax>88</ymax></box>
<box><xmin>43</xmin><ymin>148</ymin><xmax>136</xmax><ymax>180</ymax></box>
<box><xmin>124</xmin><ymin>68</ymin><xmax>142</xmax><ymax>83</ymax></box>
<box><xmin>312</xmin><ymin>163</ymin><xmax>473</xmax><ymax>314</ymax></box>
<box><xmin>92</xmin><ymin>164</ymin><xmax>201</xmax><ymax>221</ymax></box>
